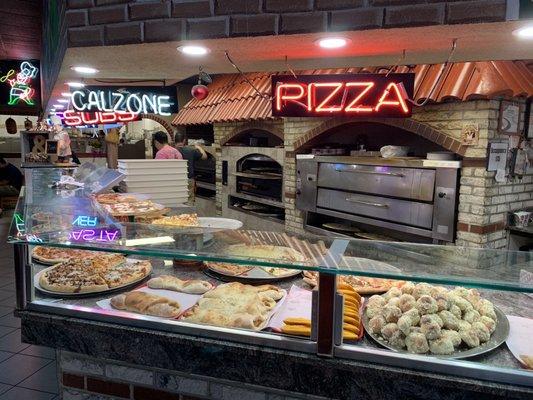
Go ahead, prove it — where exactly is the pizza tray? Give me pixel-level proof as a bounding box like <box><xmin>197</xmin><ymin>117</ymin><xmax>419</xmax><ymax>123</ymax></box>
<box><xmin>34</xmin><ymin>259</ymin><xmax>152</xmax><ymax>298</ymax></box>
<box><xmin>362</xmin><ymin>305</ymin><xmax>510</xmax><ymax>359</ymax></box>
<box><xmin>204</xmin><ymin>265</ymin><xmax>301</xmax><ymax>283</ymax></box>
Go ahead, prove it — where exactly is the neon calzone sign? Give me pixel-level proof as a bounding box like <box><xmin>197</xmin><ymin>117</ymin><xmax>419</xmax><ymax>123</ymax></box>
<box><xmin>272</xmin><ymin>73</ymin><xmax>414</xmax><ymax>118</ymax></box>
<box><xmin>71</xmin><ymin>85</ymin><xmax>179</xmax><ymax>116</ymax></box>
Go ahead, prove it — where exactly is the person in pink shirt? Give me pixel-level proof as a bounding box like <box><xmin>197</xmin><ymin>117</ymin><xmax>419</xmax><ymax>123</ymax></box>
<box><xmin>153</xmin><ymin>131</ymin><xmax>183</xmax><ymax>160</ymax></box>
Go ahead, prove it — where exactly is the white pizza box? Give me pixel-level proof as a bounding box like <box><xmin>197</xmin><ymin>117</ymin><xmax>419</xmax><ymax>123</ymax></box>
<box><xmin>149</xmin><ymin>193</ymin><xmax>188</xmax><ymax>202</ymax></box>
<box><xmin>122</xmin><ymin>179</ymin><xmax>188</xmax><ymax>187</ymax></box>
<box><xmin>118</xmin><ymin>168</ymin><xmax>188</xmax><ymax>176</ymax></box>
<box><xmin>122</xmin><ymin>175</ymin><xmax>188</xmax><ymax>184</ymax></box>
<box><xmin>118</xmin><ymin>159</ymin><xmax>188</xmax><ymax>170</ymax></box>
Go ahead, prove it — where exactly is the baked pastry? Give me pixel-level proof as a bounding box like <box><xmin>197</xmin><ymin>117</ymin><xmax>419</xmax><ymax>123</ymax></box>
<box><xmin>364</xmin><ymin>284</ymin><xmax>499</xmax><ymax>355</ymax></box>
<box><xmin>38</xmin><ymin>257</ymin><xmax>151</xmax><ymax>294</ymax></box>
<box><xmin>151</xmin><ymin>214</ymin><xmax>199</xmax><ymax>227</ymax></box>
<box><xmin>147</xmin><ymin>275</ymin><xmax>213</xmax><ymax>294</ymax></box>
<box><xmin>181</xmin><ymin>282</ymin><xmax>283</xmax><ymax>330</ymax></box>
<box><xmin>110</xmin><ymin>291</ymin><xmax>181</xmax><ymax>318</ymax></box>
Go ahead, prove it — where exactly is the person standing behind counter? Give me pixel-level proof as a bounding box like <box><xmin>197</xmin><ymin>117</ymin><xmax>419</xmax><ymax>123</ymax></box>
<box><xmin>174</xmin><ymin>131</ymin><xmax>207</xmax><ymax>205</ymax></box>
<box><xmin>153</xmin><ymin>131</ymin><xmax>182</xmax><ymax>160</ymax></box>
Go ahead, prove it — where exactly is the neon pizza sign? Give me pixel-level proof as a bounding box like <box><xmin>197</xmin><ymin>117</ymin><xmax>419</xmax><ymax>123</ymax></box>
<box><xmin>71</xmin><ymin>85</ymin><xmax>179</xmax><ymax>117</ymax></box>
<box><xmin>272</xmin><ymin>73</ymin><xmax>414</xmax><ymax>118</ymax></box>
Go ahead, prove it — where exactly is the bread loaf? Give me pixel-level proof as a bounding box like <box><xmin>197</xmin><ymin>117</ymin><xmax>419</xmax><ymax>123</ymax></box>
<box><xmin>110</xmin><ymin>291</ymin><xmax>181</xmax><ymax>318</ymax></box>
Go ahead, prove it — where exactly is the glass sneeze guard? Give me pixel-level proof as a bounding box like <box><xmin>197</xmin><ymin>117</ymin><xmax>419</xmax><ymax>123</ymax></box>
<box><xmin>7</xmin><ymin>167</ymin><xmax>533</xmax><ymax>294</ymax></box>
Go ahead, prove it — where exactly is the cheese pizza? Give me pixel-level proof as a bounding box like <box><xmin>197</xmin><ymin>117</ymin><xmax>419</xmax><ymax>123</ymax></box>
<box><xmin>32</xmin><ymin>246</ymin><xmax>117</xmax><ymax>264</ymax></box>
<box><xmin>206</xmin><ymin>244</ymin><xmax>305</xmax><ymax>277</ymax></box>
<box><xmin>303</xmin><ymin>270</ymin><xmax>405</xmax><ymax>294</ymax></box>
<box><xmin>101</xmin><ymin>200</ymin><xmax>164</xmax><ymax>216</ymax></box>
<box><xmin>151</xmin><ymin>213</ymin><xmax>200</xmax><ymax>227</ymax></box>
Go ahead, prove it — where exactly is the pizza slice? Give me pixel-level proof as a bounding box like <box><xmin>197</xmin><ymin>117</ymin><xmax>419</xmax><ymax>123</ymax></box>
<box><xmin>103</xmin><ymin>260</ymin><xmax>152</xmax><ymax>288</ymax></box>
<box><xmin>206</xmin><ymin>262</ymin><xmax>253</xmax><ymax>276</ymax></box>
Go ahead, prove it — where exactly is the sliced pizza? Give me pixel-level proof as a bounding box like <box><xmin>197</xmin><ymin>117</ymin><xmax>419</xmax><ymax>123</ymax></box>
<box><xmin>95</xmin><ymin>193</ymin><xmax>140</xmax><ymax>205</ymax></box>
<box><xmin>151</xmin><ymin>213</ymin><xmax>200</xmax><ymax>227</ymax></box>
<box><xmin>32</xmin><ymin>246</ymin><xmax>117</xmax><ymax>265</ymax></box>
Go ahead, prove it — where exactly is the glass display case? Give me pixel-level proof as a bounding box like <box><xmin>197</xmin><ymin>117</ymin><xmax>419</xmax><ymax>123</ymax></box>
<box><xmin>7</xmin><ymin>167</ymin><xmax>533</xmax><ymax>389</ymax></box>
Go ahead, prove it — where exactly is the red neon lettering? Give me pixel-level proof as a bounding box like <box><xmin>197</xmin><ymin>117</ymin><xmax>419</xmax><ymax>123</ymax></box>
<box><xmin>374</xmin><ymin>82</ymin><xmax>409</xmax><ymax>113</ymax></box>
<box><xmin>345</xmin><ymin>82</ymin><xmax>375</xmax><ymax>113</ymax></box>
<box><xmin>99</xmin><ymin>112</ymin><xmax>118</xmax><ymax>123</ymax></box>
<box><xmin>63</xmin><ymin>110</ymin><xmax>82</xmax><ymax>126</ymax></box>
<box><xmin>62</xmin><ymin>111</ymin><xmax>138</xmax><ymax>126</ymax></box>
<box><xmin>116</xmin><ymin>112</ymin><xmax>136</xmax><ymax>122</ymax></box>
<box><xmin>276</xmin><ymin>83</ymin><xmax>305</xmax><ymax>111</ymax></box>
<box><xmin>310</xmin><ymin>82</ymin><xmax>344</xmax><ymax>113</ymax></box>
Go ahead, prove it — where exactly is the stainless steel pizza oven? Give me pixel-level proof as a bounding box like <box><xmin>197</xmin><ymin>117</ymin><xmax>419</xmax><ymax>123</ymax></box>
<box><xmin>296</xmin><ymin>156</ymin><xmax>460</xmax><ymax>243</ymax></box>
<box><xmin>235</xmin><ymin>154</ymin><xmax>283</xmax><ymax>201</ymax></box>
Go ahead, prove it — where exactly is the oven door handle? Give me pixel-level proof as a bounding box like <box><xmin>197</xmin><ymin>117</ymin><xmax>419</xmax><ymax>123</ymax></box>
<box><xmin>345</xmin><ymin>198</ymin><xmax>389</xmax><ymax>208</ymax></box>
<box><xmin>335</xmin><ymin>167</ymin><xmax>405</xmax><ymax>178</ymax></box>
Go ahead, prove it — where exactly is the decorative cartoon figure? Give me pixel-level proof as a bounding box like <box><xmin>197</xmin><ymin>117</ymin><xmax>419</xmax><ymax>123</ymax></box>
<box><xmin>7</xmin><ymin>61</ymin><xmax>38</xmax><ymax>106</ymax></box>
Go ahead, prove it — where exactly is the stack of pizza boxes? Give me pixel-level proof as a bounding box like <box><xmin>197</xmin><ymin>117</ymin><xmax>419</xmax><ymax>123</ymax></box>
<box><xmin>118</xmin><ymin>159</ymin><xmax>188</xmax><ymax>207</ymax></box>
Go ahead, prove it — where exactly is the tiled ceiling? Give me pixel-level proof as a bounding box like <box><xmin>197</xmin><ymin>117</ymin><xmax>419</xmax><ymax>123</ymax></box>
<box><xmin>0</xmin><ymin>0</ymin><xmax>41</xmax><ymax>60</ymax></box>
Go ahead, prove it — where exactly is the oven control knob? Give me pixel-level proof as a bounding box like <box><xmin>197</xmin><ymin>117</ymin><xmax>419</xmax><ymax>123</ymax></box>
<box><xmin>438</xmin><ymin>192</ymin><xmax>446</xmax><ymax>198</ymax></box>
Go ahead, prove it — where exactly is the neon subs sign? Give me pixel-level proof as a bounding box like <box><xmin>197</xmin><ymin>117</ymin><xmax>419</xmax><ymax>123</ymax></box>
<box><xmin>71</xmin><ymin>86</ymin><xmax>179</xmax><ymax>117</ymax></box>
<box><xmin>272</xmin><ymin>73</ymin><xmax>414</xmax><ymax>118</ymax></box>
<box><xmin>62</xmin><ymin>110</ymin><xmax>139</xmax><ymax>126</ymax></box>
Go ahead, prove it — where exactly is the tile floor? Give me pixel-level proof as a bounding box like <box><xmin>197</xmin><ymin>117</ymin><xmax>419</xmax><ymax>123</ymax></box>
<box><xmin>0</xmin><ymin>241</ymin><xmax>58</xmax><ymax>400</ymax></box>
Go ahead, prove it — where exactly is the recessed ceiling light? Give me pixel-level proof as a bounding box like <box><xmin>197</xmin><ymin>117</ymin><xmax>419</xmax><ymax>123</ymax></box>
<box><xmin>513</xmin><ymin>26</ymin><xmax>533</xmax><ymax>39</ymax></box>
<box><xmin>53</xmin><ymin>104</ymin><xmax>65</xmax><ymax>109</ymax></box>
<box><xmin>61</xmin><ymin>92</ymin><xmax>72</xmax><ymax>97</ymax></box>
<box><xmin>57</xmin><ymin>99</ymin><xmax>69</xmax><ymax>103</ymax></box>
<box><xmin>177</xmin><ymin>45</ymin><xmax>209</xmax><ymax>56</ymax></box>
<box><xmin>66</xmin><ymin>81</ymin><xmax>85</xmax><ymax>88</ymax></box>
<box><xmin>316</xmin><ymin>37</ymin><xmax>349</xmax><ymax>49</ymax></box>
<box><xmin>71</xmin><ymin>66</ymin><xmax>99</xmax><ymax>74</ymax></box>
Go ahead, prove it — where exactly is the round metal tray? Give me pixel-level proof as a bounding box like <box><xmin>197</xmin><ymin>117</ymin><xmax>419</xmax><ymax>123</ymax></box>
<box><xmin>34</xmin><ymin>259</ymin><xmax>151</xmax><ymax>298</ymax></box>
<box><xmin>362</xmin><ymin>305</ymin><xmax>510</xmax><ymax>359</ymax></box>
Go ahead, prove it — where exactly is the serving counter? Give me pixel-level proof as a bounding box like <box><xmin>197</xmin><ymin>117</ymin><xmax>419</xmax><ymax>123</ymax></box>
<box><xmin>7</xmin><ymin>167</ymin><xmax>533</xmax><ymax>400</ymax></box>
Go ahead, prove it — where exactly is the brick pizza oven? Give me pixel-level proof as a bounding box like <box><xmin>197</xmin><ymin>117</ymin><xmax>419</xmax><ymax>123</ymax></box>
<box><xmin>174</xmin><ymin>61</ymin><xmax>533</xmax><ymax>249</ymax></box>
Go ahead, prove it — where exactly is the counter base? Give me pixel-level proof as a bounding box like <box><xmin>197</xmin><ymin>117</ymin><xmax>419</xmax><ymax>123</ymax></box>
<box><xmin>20</xmin><ymin>311</ymin><xmax>532</xmax><ymax>400</ymax></box>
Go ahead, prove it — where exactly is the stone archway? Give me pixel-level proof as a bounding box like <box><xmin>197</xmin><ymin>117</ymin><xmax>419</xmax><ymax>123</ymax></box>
<box><xmin>220</xmin><ymin>121</ymin><xmax>284</xmax><ymax>146</ymax></box>
<box><xmin>140</xmin><ymin>114</ymin><xmax>174</xmax><ymax>140</ymax></box>
<box><xmin>292</xmin><ymin>116</ymin><xmax>467</xmax><ymax>156</ymax></box>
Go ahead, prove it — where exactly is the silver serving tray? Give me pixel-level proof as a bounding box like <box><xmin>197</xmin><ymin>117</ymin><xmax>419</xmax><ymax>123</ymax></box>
<box><xmin>362</xmin><ymin>305</ymin><xmax>510</xmax><ymax>359</ymax></box>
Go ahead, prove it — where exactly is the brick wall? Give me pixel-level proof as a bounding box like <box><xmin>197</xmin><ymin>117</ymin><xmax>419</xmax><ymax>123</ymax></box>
<box><xmin>58</xmin><ymin>350</ymin><xmax>330</xmax><ymax>400</ymax></box>
<box><xmin>65</xmin><ymin>0</ymin><xmax>517</xmax><ymax>47</ymax></box>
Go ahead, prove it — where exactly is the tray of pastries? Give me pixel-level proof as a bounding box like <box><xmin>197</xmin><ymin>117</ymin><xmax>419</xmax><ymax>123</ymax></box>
<box><xmin>363</xmin><ymin>283</ymin><xmax>509</xmax><ymax>358</ymax></box>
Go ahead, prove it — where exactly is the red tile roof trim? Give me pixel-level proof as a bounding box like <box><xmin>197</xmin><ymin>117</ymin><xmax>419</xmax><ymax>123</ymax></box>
<box><xmin>173</xmin><ymin>61</ymin><xmax>533</xmax><ymax>126</ymax></box>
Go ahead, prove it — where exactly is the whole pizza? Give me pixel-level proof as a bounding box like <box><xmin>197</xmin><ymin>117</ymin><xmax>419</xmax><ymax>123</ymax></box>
<box><xmin>32</xmin><ymin>246</ymin><xmax>116</xmax><ymax>264</ymax></box>
<box><xmin>206</xmin><ymin>244</ymin><xmax>305</xmax><ymax>277</ymax></box>
<box><xmin>95</xmin><ymin>193</ymin><xmax>140</xmax><ymax>205</ymax></box>
<box><xmin>101</xmin><ymin>200</ymin><xmax>164</xmax><ymax>216</ymax></box>
<box><xmin>38</xmin><ymin>256</ymin><xmax>151</xmax><ymax>294</ymax></box>
<box><xmin>303</xmin><ymin>270</ymin><xmax>405</xmax><ymax>295</ymax></box>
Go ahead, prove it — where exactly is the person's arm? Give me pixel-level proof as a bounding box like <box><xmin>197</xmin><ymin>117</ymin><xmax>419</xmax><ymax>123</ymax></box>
<box><xmin>194</xmin><ymin>144</ymin><xmax>208</xmax><ymax>160</ymax></box>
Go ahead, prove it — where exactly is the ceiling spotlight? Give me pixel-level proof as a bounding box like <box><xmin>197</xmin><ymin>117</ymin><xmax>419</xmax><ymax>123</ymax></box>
<box><xmin>57</xmin><ymin>99</ymin><xmax>69</xmax><ymax>103</ymax></box>
<box><xmin>53</xmin><ymin>104</ymin><xmax>65</xmax><ymax>109</ymax></box>
<box><xmin>177</xmin><ymin>45</ymin><xmax>209</xmax><ymax>56</ymax></box>
<box><xmin>513</xmin><ymin>26</ymin><xmax>533</xmax><ymax>39</ymax></box>
<box><xmin>66</xmin><ymin>81</ymin><xmax>85</xmax><ymax>88</ymax></box>
<box><xmin>71</xmin><ymin>66</ymin><xmax>99</xmax><ymax>74</ymax></box>
<box><xmin>61</xmin><ymin>92</ymin><xmax>72</xmax><ymax>97</ymax></box>
<box><xmin>316</xmin><ymin>37</ymin><xmax>349</xmax><ymax>49</ymax></box>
